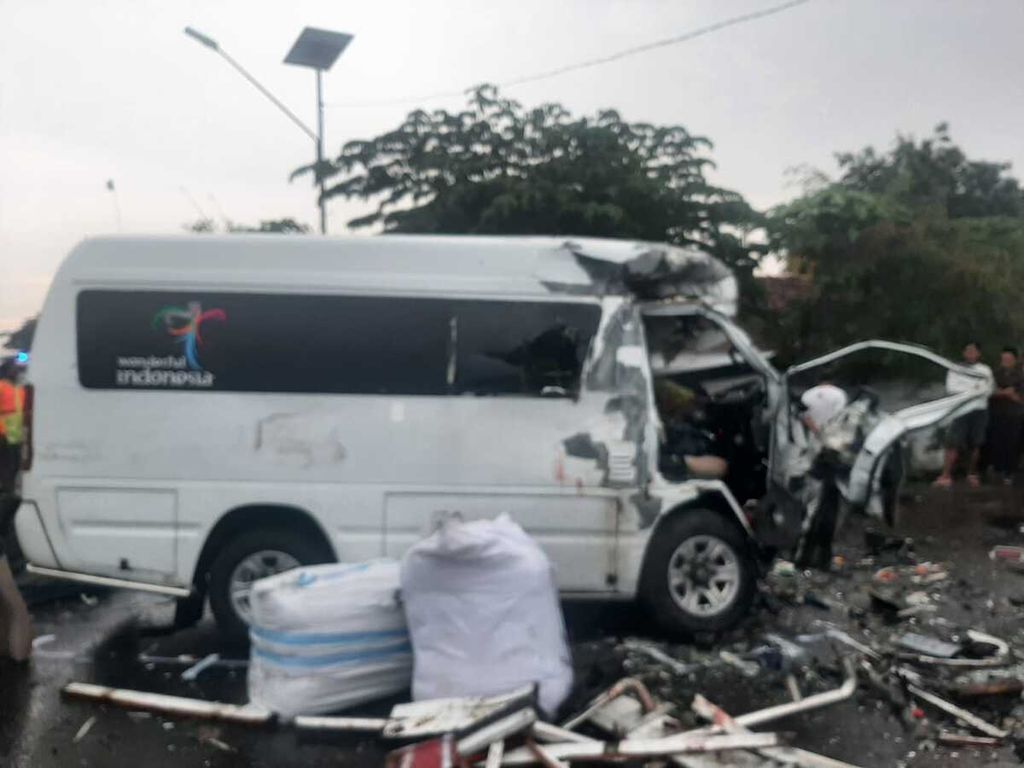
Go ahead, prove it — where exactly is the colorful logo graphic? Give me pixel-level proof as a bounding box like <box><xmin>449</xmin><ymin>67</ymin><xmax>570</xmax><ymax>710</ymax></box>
<box><xmin>152</xmin><ymin>302</ymin><xmax>227</xmax><ymax>372</ymax></box>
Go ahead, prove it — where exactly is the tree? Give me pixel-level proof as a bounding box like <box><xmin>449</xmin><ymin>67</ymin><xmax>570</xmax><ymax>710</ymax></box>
<box><xmin>183</xmin><ymin>218</ymin><xmax>310</xmax><ymax>234</ymax></box>
<box><xmin>3</xmin><ymin>316</ymin><xmax>36</xmax><ymax>351</ymax></box>
<box><xmin>767</xmin><ymin>126</ymin><xmax>1024</xmax><ymax>363</ymax></box>
<box><xmin>299</xmin><ymin>85</ymin><xmax>765</xmax><ymax>308</ymax></box>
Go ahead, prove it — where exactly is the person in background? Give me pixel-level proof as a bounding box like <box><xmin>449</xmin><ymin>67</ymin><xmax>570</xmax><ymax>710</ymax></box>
<box><xmin>0</xmin><ymin>360</ymin><xmax>32</xmax><ymax>661</ymax></box>
<box><xmin>0</xmin><ymin>361</ymin><xmax>19</xmax><ymax>489</ymax></box>
<box><xmin>988</xmin><ymin>347</ymin><xmax>1024</xmax><ymax>485</ymax></box>
<box><xmin>800</xmin><ymin>377</ymin><xmax>848</xmax><ymax>435</ymax></box>
<box><xmin>934</xmin><ymin>341</ymin><xmax>994</xmax><ymax>488</ymax></box>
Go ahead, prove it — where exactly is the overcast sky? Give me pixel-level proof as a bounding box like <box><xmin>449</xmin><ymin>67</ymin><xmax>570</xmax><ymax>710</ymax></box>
<box><xmin>2</xmin><ymin>0</ymin><xmax>1022</xmax><ymax>330</ymax></box>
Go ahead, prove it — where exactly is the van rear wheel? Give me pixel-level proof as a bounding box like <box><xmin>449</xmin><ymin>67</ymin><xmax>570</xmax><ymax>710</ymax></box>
<box><xmin>208</xmin><ymin>528</ymin><xmax>333</xmax><ymax>643</ymax></box>
<box><xmin>640</xmin><ymin>509</ymin><xmax>755</xmax><ymax>637</ymax></box>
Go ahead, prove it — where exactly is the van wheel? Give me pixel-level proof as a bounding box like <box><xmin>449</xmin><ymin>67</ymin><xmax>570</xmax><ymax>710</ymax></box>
<box><xmin>208</xmin><ymin>528</ymin><xmax>333</xmax><ymax>644</ymax></box>
<box><xmin>640</xmin><ymin>509</ymin><xmax>755</xmax><ymax>637</ymax></box>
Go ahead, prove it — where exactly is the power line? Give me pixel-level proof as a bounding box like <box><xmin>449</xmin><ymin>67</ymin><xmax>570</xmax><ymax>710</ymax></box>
<box><xmin>327</xmin><ymin>0</ymin><xmax>812</xmax><ymax>109</ymax></box>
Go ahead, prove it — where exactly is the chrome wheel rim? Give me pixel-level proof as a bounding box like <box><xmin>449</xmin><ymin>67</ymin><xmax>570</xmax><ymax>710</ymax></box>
<box><xmin>667</xmin><ymin>535</ymin><xmax>741</xmax><ymax>617</ymax></box>
<box><xmin>229</xmin><ymin>550</ymin><xmax>300</xmax><ymax>623</ymax></box>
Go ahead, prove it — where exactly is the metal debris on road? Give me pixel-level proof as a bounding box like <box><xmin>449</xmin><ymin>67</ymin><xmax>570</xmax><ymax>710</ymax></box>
<box><xmin>990</xmin><ymin>545</ymin><xmax>1024</xmax><ymax>571</ymax></box>
<box><xmin>181</xmin><ymin>652</ymin><xmax>222</xmax><ymax>681</ymax></box>
<box><xmin>72</xmin><ymin>715</ymin><xmax>96</xmax><ymax>744</ymax></box>
<box><xmin>62</xmin><ymin>682</ymin><xmax>273</xmax><ymax>725</ymax></box>
<box><xmin>292</xmin><ymin>715</ymin><xmax>388</xmax><ymax>732</ymax></box>
<box><xmin>383</xmin><ymin>686</ymin><xmax>536</xmax><ymax>740</ymax></box>
<box><xmin>905</xmin><ymin>684</ymin><xmax>1008</xmax><ymax>739</ymax></box>
<box><xmin>937</xmin><ymin>731</ymin><xmax>1002</xmax><ymax>748</ymax></box>
<box><xmin>896</xmin><ymin>632</ymin><xmax>961</xmax><ymax>659</ymax></box>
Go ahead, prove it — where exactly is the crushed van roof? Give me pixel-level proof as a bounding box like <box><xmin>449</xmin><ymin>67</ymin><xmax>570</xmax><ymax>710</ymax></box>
<box><xmin>60</xmin><ymin>234</ymin><xmax>737</xmax><ymax>314</ymax></box>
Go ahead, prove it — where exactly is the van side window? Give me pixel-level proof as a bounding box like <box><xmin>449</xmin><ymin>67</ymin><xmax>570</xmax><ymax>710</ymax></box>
<box><xmin>453</xmin><ymin>301</ymin><xmax>601</xmax><ymax>397</ymax></box>
<box><xmin>77</xmin><ymin>290</ymin><xmax>450</xmax><ymax>395</ymax></box>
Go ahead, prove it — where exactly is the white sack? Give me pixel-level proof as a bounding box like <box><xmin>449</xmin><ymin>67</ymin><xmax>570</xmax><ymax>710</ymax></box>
<box><xmin>247</xmin><ymin>560</ymin><xmax>411</xmax><ymax>718</ymax></box>
<box><xmin>400</xmin><ymin>514</ymin><xmax>573</xmax><ymax>716</ymax></box>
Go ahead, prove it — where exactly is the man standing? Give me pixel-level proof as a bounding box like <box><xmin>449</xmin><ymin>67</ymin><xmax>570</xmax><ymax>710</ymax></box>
<box><xmin>794</xmin><ymin>378</ymin><xmax>848</xmax><ymax>570</ymax></box>
<box><xmin>0</xmin><ymin>360</ymin><xmax>32</xmax><ymax>661</ymax></box>
<box><xmin>988</xmin><ymin>347</ymin><xmax>1024</xmax><ymax>484</ymax></box>
<box><xmin>800</xmin><ymin>378</ymin><xmax>848</xmax><ymax>435</ymax></box>
<box><xmin>934</xmin><ymin>341</ymin><xmax>994</xmax><ymax>488</ymax></box>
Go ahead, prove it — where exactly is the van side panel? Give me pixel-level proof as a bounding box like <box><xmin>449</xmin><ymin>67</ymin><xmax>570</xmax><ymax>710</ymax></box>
<box><xmin>24</xmin><ymin>261</ymin><xmax>624</xmax><ymax>592</ymax></box>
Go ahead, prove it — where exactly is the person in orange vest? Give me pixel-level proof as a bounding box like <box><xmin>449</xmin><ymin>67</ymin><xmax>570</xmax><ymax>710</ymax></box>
<box><xmin>0</xmin><ymin>360</ymin><xmax>32</xmax><ymax>661</ymax></box>
<box><xmin>0</xmin><ymin>359</ymin><xmax>22</xmax><ymax>495</ymax></box>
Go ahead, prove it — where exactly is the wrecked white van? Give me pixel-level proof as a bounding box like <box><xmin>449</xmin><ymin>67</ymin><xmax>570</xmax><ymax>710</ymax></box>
<box><xmin>16</xmin><ymin>235</ymin><xmax>989</xmax><ymax>640</ymax></box>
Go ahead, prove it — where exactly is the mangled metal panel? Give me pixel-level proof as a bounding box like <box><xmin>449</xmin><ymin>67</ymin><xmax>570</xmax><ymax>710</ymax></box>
<box><xmin>561</xmin><ymin>298</ymin><xmax>659</xmax><ymax>506</ymax></box>
<box><xmin>537</xmin><ymin>240</ymin><xmax>738</xmax><ymax>317</ymax></box>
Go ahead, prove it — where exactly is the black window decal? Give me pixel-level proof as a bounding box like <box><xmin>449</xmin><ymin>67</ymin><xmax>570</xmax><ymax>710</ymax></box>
<box><xmin>77</xmin><ymin>290</ymin><xmax>600</xmax><ymax>398</ymax></box>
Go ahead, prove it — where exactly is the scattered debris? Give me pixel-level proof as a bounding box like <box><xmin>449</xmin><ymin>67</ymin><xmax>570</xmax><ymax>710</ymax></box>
<box><xmin>62</xmin><ymin>682</ymin><xmax>272</xmax><ymax>724</ymax></box>
<box><xmin>621</xmin><ymin>640</ymin><xmax>699</xmax><ymax>676</ymax></box>
<box><xmin>499</xmin><ymin>732</ymin><xmax>781</xmax><ymax>764</ymax></box>
<box><xmin>198</xmin><ymin>726</ymin><xmax>236</xmax><ymax>754</ymax></box>
<box><xmin>384</xmin><ymin>733</ymin><xmax>455</xmax><ymax>768</ymax></box>
<box><xmin>72</xmin><ymin>715</ymin><xmax>96</xmax><ymax>744</ymax></box>
<box><xmin>896</xmin><ymin>632</ymin><xmax>961</xmax><ymax>659</ymax></box>
<box><xmin>990</xmin><ymin>545</ymin><xmax>1024</xmax><ymax>571</ymax></box>
<box><xmin>906</xmin><ymin>684</ymin><xmax>1008</xmax><ymax>739</ymax></box>
<box><xmin>293</xmin><ymin>715</ymin><xmax>388</xmax><ymax>732</ymax></box>
<box><xmin>383</xmin><ymin>686</ymin><xmax>537</xmax><ymax>740</ymax></box>
<box><xmin>32</xmin><ymin>633</ymin><xmax>56</xmax><ymax>648</ymax></box>
<box><xmin>561</xmin><ymin>677</ymin><xmax>656</xmax><ymax>731</ymax></box>
<box><xmin>138</xmin><ymin>653</ymin><xmax>249</xmax><ymax>670</ymax></box>
<box><xmin>904</xmin><ymin>629</ymin><xmax>1010</xmax><ymax>668</ymax></box>
<box><xmin>718</xmin><ymin>650</ymin><xmax>759</xmax><ymax>678</ymax></box>
<box><xmin>181</xmin><ymin>652</ymin><xmax>221</xmax><ymax>681</ymax></box>
<box><xmin>937</xmin><ymin>731</ymin><xmax>1002</xmax><ymax>748</ymax></box>
<box><xmin>692</xmin><ymin>693</ymin><xmax>865</xmax><ymax>768</ymax></box>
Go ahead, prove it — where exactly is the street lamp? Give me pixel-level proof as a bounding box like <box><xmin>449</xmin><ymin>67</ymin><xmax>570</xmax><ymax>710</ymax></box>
<box><xmin>183</xmin><ymin>26</ymin><xmax>352</xmax><ymax>235</ymax></box>
<box><xmin>284</xmin><ymin>27</ymin><xmax>354</xmax><ymax>236</ymax></box>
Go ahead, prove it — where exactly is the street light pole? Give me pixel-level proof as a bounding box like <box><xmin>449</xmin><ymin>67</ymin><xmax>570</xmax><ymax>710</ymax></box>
<box><xmin>284</xmin><ymin>27</ymin><xmax>354</xmax><ymax>237</ymax></box>
<box><xmin>315</xmin><ymin>70</ymin><xmax>326</xmax><ymax>235</ymax></box>
<box><xmin>183</xmin><ymin>26</ymin><xmax>328</xmax><ymax>231</ymax></box>
<box><xmin>184</xmin><ymin>28</ymin><xmax>317</xmax><ymax>143</ymax></box>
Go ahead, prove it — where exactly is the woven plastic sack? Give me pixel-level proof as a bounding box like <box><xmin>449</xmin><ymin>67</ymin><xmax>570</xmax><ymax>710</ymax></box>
<box><xmin>247</xmin><ymin>560</ymin><xmax>411</xmax><ymax>718</ymax></box>
<box><xmin>400</xmin><ymin>515</ymin><xmax>573</xmax><ymax>716</ymax></box>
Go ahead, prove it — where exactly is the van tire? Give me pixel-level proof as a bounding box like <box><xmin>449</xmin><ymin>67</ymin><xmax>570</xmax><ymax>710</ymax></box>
<box><xmin>208</xmin><ymin>527</ymin><xmax>334</xmax><ymax>644</ymax></box>
<box><xmin>639</xmin><ymin>509</ymin><xmax>755</xmax><ymax>637</ymax></box>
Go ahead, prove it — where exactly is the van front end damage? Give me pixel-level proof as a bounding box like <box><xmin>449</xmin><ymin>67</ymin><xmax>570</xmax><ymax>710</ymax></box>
<box><xmin>548</xmin><ymin>243</ymin><xmax>762</xmax><ymax>610</ymax></box>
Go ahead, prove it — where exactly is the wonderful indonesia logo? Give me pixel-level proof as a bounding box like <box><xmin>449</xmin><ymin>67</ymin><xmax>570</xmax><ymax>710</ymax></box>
<box><xmin>115</xmin><ymin>302</ymin><xmax>227</xmax><ymax>388</ymax></box>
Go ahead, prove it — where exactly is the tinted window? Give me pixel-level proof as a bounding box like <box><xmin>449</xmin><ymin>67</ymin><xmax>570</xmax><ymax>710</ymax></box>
<box><xmin>77</xmin><ymin>291</ymin><xmax>600</xmax><ymax>397</ymax></box>
<box><xmin>454</xmin><ymin>301</ymin><xmax>601</xmax><ymax>396</ymax></box>
<box><xmin>77</xmin><ymin>290</ymin><xmax>450</xmax><ymax>394</ymax></box>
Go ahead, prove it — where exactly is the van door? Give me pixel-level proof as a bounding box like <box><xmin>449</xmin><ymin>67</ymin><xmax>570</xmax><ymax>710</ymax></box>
<box><xmin>772</xmin><ymin>340</ymin><xmax>991</xmax><ymax>509</ymax></box>
<box><xmin>381</xmin><ymin>297</ymin><xmax>622</xmax><ymax>592</ymax></box>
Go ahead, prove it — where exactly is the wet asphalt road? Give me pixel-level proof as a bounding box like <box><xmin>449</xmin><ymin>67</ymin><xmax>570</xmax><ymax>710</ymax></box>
<box><xmin>2</xmin><ymin>482</ymin><xmax>1024</xmax><ymax>767</ymax></box>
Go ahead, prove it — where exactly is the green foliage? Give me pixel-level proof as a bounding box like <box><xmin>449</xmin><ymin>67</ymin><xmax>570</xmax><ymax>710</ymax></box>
<box><xmin>3</xmin><ymin>316</ymin><xmax>36</xmax><ymax>351</ymax></box>
<box><xmin>183</xmin><ymin>218</ymin><xmax>311</xmax><ymax>234</ymax></box>
<box><xmin>767</xmin><ymin>125</ymin><xmax>1024</xmax><ymax>364</ymax></box>
<box><xmin>301</xmin><ymin>85</ymin><xmax>765</xmax><ymax>303</ymax></box>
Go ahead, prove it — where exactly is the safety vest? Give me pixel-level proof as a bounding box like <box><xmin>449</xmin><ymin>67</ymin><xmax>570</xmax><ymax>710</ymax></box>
<box><xmin>0</xmin><ymin>382</ymin><xmax>23</xmax><ymax>445</ymax></box>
